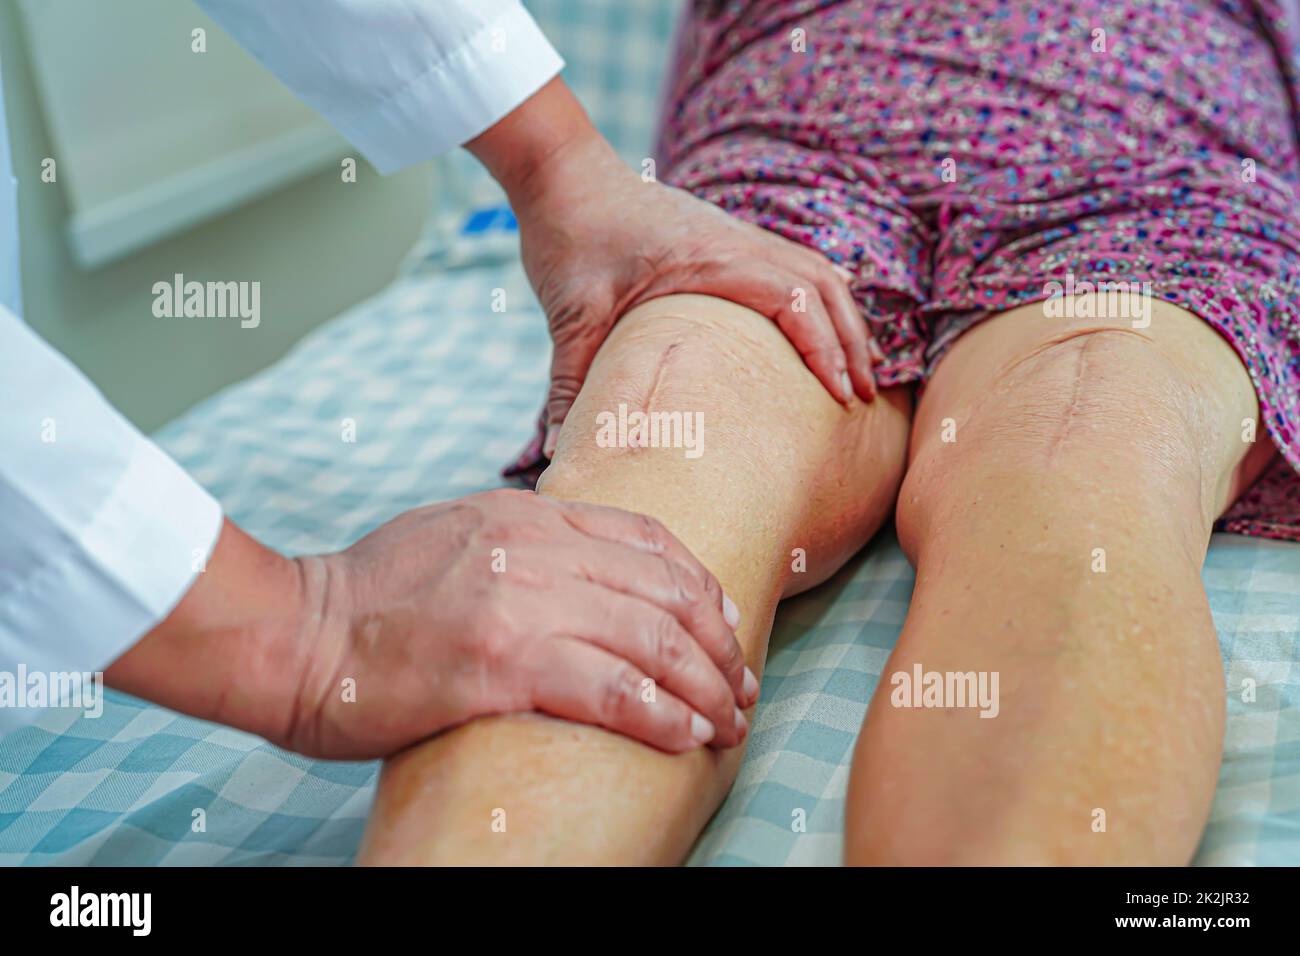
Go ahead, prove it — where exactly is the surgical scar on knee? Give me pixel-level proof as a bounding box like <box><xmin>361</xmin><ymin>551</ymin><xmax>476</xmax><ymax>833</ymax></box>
<box><xmin>640</xmin><ymin>341</ymin><xmax>683</xmax><ymax>413</ymax></box>
<box><xmin>1005</xmin><ymin>325</ymin><xmax>1156</xmax><ymax>372</ymax></box>
<box><xmin>592</xmin><ymin>338</ymin><xmax>706</xmax><ymax>459</ymax></box>
<box><xmin>995</xmin><ymin>326</ymin><xmax>1164</xmax><ymax>462</ymax></box>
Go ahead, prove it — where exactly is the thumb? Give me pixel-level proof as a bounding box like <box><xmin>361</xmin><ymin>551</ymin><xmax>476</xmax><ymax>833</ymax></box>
<box><xmin>544</xmin><ymin>334</ymin><xmax>599</xmax><ymax>458</ymax></box>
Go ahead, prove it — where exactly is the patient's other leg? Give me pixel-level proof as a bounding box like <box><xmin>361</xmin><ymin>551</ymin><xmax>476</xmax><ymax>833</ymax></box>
<box><xmin>358</xmin><ymin>293</ymin><xmax>911</xmax><ymax>864</ymax></box>
<box><xmin>845</xmin><ymin>297</ymin><xmax>1275</xmax><ymax>865</ymax></box>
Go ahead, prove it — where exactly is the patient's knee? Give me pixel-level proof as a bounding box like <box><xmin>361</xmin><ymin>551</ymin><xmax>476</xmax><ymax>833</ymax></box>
<box><xmin>591</xmin><ymin>294</ymin><xmax>808</xmax><ymax>411</ymax></box>
<box><xmin>898</xmin><ymin>324</ymin><xmax>1207</xmax><ymax>555</ymax></box>
<box><xmin>926</xmin><ymin>324</ymin><xmax>1202</xmax><ymax>475</ymax></box>
<box><xmin>985</xmin><ymin>327</ymin><xmax>1197</xmax><ymax>458</ymax></box>
<box><xmin>542</xmin><ymin>294</ymin><xmax>825</xmax><ymax>488</ymax></box>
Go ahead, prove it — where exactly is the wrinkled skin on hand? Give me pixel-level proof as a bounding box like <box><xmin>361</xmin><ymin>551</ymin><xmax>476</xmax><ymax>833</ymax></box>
<box><xmin>285</xmin><ymin>489</ymin><xmax>754</xmax><ymax>759</ymax></box>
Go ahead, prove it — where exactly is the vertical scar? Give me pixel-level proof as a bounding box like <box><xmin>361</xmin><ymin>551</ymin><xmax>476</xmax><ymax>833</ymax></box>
<box><xmin>616</xmin><ymin>341</ymin><xmax>685</xmax><ymax>454</ymax></box>
<box><xmin>1045</xmin><ymin>334</ymin><xmax>1097</xmax><ymax>461</ymax></box>
<box><xmin>996</xmin><ymin>328</ymin><xmax>1154</xmax><ymax>462</ymax></box>
<box><xmin>641</xmin><ymin>341</ymin><xmax>683</xmax><ymax>413</ymax></box>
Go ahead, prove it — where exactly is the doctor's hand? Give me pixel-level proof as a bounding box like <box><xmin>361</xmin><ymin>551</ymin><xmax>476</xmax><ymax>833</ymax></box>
<box><xmin>106</xmin><ymin>490</ymin><xmax>754</xmax><ymax>760</ymax></box>
<box><xmin>468</xmin><ymin>78</ymin><xmax>882</xmax><ymax>458</ymax></box>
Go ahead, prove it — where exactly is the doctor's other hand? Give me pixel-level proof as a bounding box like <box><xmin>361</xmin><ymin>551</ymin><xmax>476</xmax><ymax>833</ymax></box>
<box><xmin>106</xmin><ymin>490</ymin><xmax>754</xmax><ymax>761</ymax></box>
<box><xmin>467</xmin><ymin>78</ymin><xmax>881</xmax><ymax>458</ymax></box>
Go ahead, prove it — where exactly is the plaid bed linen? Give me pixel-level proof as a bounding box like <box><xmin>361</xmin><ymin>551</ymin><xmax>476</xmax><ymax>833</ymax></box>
<box><xmin>1</xmin><ymin>264</ymin><xmax>1297</xmax><ymax>866</ymax></box>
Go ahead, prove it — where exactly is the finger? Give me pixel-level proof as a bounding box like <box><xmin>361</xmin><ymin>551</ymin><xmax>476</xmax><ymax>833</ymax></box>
<box><xmin>544</xmin><ymin>311</ymin><xmax>605</xmax><ymax>458</ymax></box>
<box><xmin>868</xmin><ymin>336</ymin><xmax>888</xmax><ymax>366</ymax></box>
<box><xmin>753</xmin><ymin>236</ymin><xmax>868</xmax><ymax>389</ymax></box>
<box><xmin>815</xmin><ymin>270</ymin><xmax>877</xmax><ymax>402</ymax></box>
<box><xmin>555</xmin><ymin>500</ymin><xmax>736</xmax><ymax>620</ymax></box>
<box><xmin>547</xmin><ymin>539</ymin><xmax>752</xmax><ymax>705</ymax></box>
<box><xmin>527</xmin><ymin>638</ymin><xmax>740</xmax><ymax>753</ymax></box>
<box><xmin>543</xmin><ymin>370</ymin><xmax>582</xmax><ymax>460</ymax></box>
<box><xmin>769</xmin><ymin>276</ymin><xmax>852</xmax><ymax>403</ymax></box>
<box><xmin>555</xmin><ymin>579</ymin><xmax>744</xmax><ymax>744</ymax></box>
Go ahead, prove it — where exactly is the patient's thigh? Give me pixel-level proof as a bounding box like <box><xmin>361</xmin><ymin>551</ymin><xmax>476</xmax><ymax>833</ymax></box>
<box><xmin>357</xmin><ymin>293</ymin><xmax>911</xmax><ymax>865</ymax></box>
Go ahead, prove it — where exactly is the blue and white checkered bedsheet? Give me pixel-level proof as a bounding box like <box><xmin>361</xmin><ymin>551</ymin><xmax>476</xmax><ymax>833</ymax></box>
<box><xmin>1</xmin><ymin>263</ymin><xmax>1298</xmax><ymax>866</ymax></box>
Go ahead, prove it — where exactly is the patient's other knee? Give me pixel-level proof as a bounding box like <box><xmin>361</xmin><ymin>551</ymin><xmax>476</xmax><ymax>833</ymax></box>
<box><xmin>898</xmin><ymin>323</ymin><xmax>1209</xmax><ymax>557</ymax></box>
<box><xmin>924</xmin><ymin>326</ymin><xmax>1200</xmax><ymax>477</ymax></box>
<box><xmin>973</xmin><ymin>326</ymin><xmax>1198</xmax><ymax>464</ymax></box>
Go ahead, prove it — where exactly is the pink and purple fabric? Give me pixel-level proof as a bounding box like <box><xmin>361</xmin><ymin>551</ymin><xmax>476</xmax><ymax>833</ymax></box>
<box><xmin>510</xmin><ymin>0</ymin><xmax>1300</xmax><ymax>541</ymax></box>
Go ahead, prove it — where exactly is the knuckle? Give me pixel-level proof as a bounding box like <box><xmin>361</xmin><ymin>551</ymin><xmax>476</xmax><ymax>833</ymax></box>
<box><xmin>802</xmin><ymin>284</ymin><xmax>827</xmax><ymax>306</ymax></box>
<box><xmin>638</xmin><ymin>513</ymin><xmax>669</xmax><ymax>552</ymax></box>
<box><xmin>547</xmin><ymin>375</ymin><xmax>584</xmax><ymax>405</ymax></box>
<box><xmin>480</xmin><ymin>517</ymin><xmax>516</xmax><ymax>546</ymax></box>
<box><xmin>551</xmin><ymin>313</ymin><xmax>607</xmax><ymax>352</ymax></box>
<box><xmin>816</xmin><ymin>257</ymin><xmax>842</xmax><ymax>278</ymax></box>
<box><xmin>545</xmin><ymin>299</ymin><xmax>588</xmax><ymax>334</ymax></box>
<box><xmin>804</xmin><ymin>257</ymin><xmax>835</xmax><ymax>279</ymax></box>
<box><xmin>844</xmin><ymin>336</ymin><xmax>872</xmax><ymax>359</ymax></box>
<box><xmin>708</xmin><ymin>680</ymin><xmax>735</xmax><ymax>717</ymax></box>
<box><xmin>651</xmin><ymin>612</ymin><xmax>690</xmax><ymax>670</ymax></box>
<box><xmin>806</xmin><ymin>343</ymin><xmax>843</xmax><ymax>364</ymax></box>
<box><xmin>471</xmin><ymin>619</ymin><xmax>512</xmax><ymax>671</ymax></box>
<box><xmin>600</xmin><ymin>664</ymin><xmax>643</xmax><ymax>722</ymax></box>
<box><xmin>660</xmin><ymin>555</ymin><xmax>697</xmax><ymax>606</ymax></box>
<box><xmin>720</xmin><ymin>638</ymin><xmax>744</xmax><ymax>675</ymax></box>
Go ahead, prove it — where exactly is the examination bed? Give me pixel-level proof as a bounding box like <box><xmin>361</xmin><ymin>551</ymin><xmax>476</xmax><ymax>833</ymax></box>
<box><xmin>1</xmin><ymin>0</ymin><xmax>1297</xmax><ymax>867</ymax></box>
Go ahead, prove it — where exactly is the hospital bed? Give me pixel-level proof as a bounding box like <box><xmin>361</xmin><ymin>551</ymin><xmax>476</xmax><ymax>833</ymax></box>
<box><xmin>1</xmin><ymin>0</ymin><xmax>1297</xmax><ymax>866</ymax></box>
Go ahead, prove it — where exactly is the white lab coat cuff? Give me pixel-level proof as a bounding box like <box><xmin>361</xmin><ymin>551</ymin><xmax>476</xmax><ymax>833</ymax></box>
<box><xmin>0</xmin><ymin>440</ymin><xmax>221</xmax><ymax>735</ymax></box>
<box><xmin>341</xmin><ymin>3</ymin><xmax>564</xmax><ymax>174</ymax></box>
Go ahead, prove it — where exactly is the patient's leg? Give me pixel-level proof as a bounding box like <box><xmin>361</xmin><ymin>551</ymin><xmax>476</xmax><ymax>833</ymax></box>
<box><xmin>358</xmin><ymin>294</ymin><xmax>912</xmax><ymax>864</ymax></box>
<box><xmin>845</xmin><ymin>297</ymin><xmax>1276</xmax><ymax>865</ymax></box>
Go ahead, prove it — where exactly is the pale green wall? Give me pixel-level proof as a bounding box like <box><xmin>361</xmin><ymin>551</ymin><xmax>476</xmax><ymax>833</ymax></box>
<box><xmin>0</xmin><ymin>0</ymin><xmax>437</xmax><ymax>432</ymax></box>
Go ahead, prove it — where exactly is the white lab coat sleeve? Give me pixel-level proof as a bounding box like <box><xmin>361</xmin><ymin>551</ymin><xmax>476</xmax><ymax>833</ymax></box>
<box><xmin>194</xmin><ymin>0</ymin><xmax>565</xmax><ymax>174</ymax></box>
<box><xmin>0</xmin><ymin>308</ymin><xmax>222</xmax><ymax>734</ymax></box>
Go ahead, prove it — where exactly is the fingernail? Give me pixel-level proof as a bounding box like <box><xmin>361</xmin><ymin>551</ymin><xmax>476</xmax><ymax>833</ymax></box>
<box><xmin>723</xmin><ymin>593</ymin><xmax>741</xmax><ymax>629</ymax></box>
<box><xmin>839</xmin><ymin>370</ymin><xmax>853</xmax><ymax>402</ymax></box>
<box><xmin>734</xmin><ymin>708</ymin><xmax>748</xmax><ymax>738</ymax></box>
<box><xmin>743</xmin><ymin>666</ymin><xmax>759</xmax><ymax>702</ymax></box>
<box><xmin>691</xmin><ymin>712</ymin><xmax>716</xmax><ymax>744</ymax></box>
<box><xmin>869</xmin><ymin>339</ymin><xmax>887</xmax><ymax>364</ymax></box>
<box><xmin>542</xmin><ymin>426</ymin><xmax>559</xmax><ymax>459</ymax></box>
<box><xmin>833</xmin><ymin>264</ymin><xmax>855</xmax><ymax>283</ymax></box>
